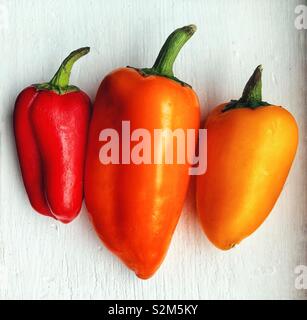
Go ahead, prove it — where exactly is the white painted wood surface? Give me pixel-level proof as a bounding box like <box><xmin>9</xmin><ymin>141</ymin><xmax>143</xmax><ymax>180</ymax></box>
<box><xmin>0</xmin><ymin>0</ymin><xmax>306</xmax><ymax>300</ymax></box>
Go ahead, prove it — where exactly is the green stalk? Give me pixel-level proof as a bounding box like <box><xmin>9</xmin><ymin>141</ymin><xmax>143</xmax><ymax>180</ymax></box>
<box><xmin>140</xmin><ymin>25</ymin><xmax>197</xmax><ymax>86</ymax></box>
<box><xmin>241</xmin><ymin>65</ymin><xmax>263</xmax><ymax>103</ymax></box>
<box><xmin>35</xmin><ymin>47</ymin><xmax>90</xmax><ymax>95</ymax></box>
<box><xmin>223</xmin><ymin>65</ymin><xmax>270</xmax><ymax>112</ymax></box>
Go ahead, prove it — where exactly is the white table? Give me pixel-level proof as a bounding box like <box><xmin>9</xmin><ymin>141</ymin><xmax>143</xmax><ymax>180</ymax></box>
<box><xmin>0</xmin><ymin>0</ymin><xmax>306</xmax><ymax>299</ymax></box>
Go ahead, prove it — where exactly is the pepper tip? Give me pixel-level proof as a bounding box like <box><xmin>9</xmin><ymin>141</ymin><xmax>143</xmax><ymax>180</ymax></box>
<box><xmin>69</xmin><ymin>46</ymin><xmax>91</xmax><ymax>58</ymax></box>
<box><xmin>181</xmin><ymin>24</ymin><xmax>197</xmax><ymax>36</ymax></box>
<box><xmin>256</xmin><ymin>65</ymin><xmax>263</xmax><ymax>73</ymax></box>
<box><xmin>79</xmin><ymin>46</ymin><xmax>91</xmax><ymax>55</ymax></box>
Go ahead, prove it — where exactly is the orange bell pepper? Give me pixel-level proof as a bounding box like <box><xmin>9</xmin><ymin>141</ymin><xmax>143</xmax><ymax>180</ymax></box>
<box><xmin>197</xmin><ymin>66</ymin><xmax>298</xmax><ymax>250</ymax></box>
<box><xmin>85</xmin><ymin>25</ymin><xmax>200</xmax><ymax>279</ymax></box>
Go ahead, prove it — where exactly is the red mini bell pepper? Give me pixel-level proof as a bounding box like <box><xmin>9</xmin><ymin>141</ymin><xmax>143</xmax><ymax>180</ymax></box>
<box><xmin>14</xmin><ymin>47</ymin><xmax>91</xmax><ymax>223</ymax></box>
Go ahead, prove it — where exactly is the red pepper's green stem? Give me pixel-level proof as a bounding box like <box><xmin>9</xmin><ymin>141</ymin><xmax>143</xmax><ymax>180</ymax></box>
<box><xmin>223</xmin><ymin>65</ymin><xmax>271</xmax><ymax>112</ymax></box>
<box><xmin>140</xmin><ymin>25</ymin><xmax>197</xmax><ymax>86</ymax></box>
<box><xmin>49</xmin><ymin>47</ymin><xmax>90</xmax><ymax>88</ymax></box>
<box><xmin>35</xmin><ymin>47</ymin><xmax>90</xmax><ymax>94</ymax></box>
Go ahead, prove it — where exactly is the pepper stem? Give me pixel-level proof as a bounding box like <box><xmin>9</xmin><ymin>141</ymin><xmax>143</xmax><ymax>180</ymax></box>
<box><xmin>240</xmin><ymin>65</ymin><xmax>263</xmax><ymax>103</ymax></box>
<box><xmin>49</xmin><ymin>47</ymin><xmax>90</xmax><ymax>89</ymax></box>
<box><xmin>151</xmin><ymin>25</ymin><xmax>196</xmax><ymax>78</ymax></box>
<box><xmin>139</xmin><ymin>25</ymin><xmax>197</xmax><ymax>86</ymax></box>
<box><xmin>223</xmin><ymin>65</ymin><xmax>270</xmax><ymax>112</ymax></box>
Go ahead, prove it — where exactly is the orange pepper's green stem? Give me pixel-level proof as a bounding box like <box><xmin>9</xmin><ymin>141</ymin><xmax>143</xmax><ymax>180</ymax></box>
<box><xmin>140</xmin><ymin>25</ymin><xmax>197</xmax><ymax>86</ymax></box>
<box><xmin>152</xmin><ymin>25</ymin><xmax>196</xmax><ymax>78</ymax></box>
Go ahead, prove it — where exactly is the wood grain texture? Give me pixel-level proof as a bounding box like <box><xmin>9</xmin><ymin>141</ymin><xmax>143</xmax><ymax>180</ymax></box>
<box><xmin>0</xmin><ymin>0</ymin><xmax>306</xmax><ymax>300</ymax></box>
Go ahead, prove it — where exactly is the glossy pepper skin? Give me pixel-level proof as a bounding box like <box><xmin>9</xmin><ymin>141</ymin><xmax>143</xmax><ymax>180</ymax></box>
<box><xmin>85</xmin><ymin>26</ymin><xmax>200</xmax><ymax>279</ymax></box>
<box><xmin>197</xmin><ymin>66</ymin><xmax>298</xmax><ymax>250</ymax></box>
<box><xmin>14</xmin><ymin>48</ymin><xmax>91</xmax><ymax>224</ymax></box>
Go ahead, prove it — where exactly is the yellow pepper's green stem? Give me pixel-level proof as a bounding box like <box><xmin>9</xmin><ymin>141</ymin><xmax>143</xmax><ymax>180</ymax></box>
<box><xmin>223</xmin><ymin>65</ymin><xmax>271</xmax><ymax>112</ymax></box>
